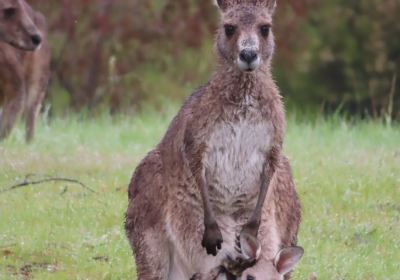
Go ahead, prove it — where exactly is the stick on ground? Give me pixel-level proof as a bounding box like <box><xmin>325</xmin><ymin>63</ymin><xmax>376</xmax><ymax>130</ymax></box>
<box><xmin>0</xmin><ymin>177</ymin><xmax>96</xmax><ymax>194</ymax></box>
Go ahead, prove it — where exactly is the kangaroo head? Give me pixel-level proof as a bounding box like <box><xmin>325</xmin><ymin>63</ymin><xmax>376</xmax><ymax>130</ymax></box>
<box><xmin>240</xmin><ymin>246</ymin><xmax>304</xmax><ymax>280</ymax></box>
<box><xmin>0</xmin><ymin>0</ymin><xmax>42</xmax><ymax>51</ymax></box>
<box><xmin>214</xmin><ymin>0</ymin><xmax>277</xmax><ymax>73</ymax></box>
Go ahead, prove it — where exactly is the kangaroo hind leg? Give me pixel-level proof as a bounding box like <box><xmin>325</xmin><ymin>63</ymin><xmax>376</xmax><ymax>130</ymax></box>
<box><xmin>125</xmin><ymin>150</ymin><xmax>170</xmax><ymax>280</ymax></box>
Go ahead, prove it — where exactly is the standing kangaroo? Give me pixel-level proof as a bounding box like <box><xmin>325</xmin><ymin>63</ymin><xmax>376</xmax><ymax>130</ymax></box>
<box><xmin>0</xmin><ymin>0</ymin><xmax>51</xmax><ymax>142</ymax></box>
<box><xmin>125</xmin><ymin>1</ymin><xmax>302</xmax><ymax>279</ymax></box>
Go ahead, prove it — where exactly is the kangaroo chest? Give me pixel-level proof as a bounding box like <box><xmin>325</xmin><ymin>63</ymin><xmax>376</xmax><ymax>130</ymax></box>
<box><xmin>203</xmin><ymin>115</ymin><xmax>274</xmax><ymax>215</ymax></box>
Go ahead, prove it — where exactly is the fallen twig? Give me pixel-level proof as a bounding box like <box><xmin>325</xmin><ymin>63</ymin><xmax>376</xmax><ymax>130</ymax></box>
<box><xmin>0</xmin><ymin>243</ymin><xmax>16</xmax><ymax>249</ymax></box>
<box><xmin>0</xmin><ymin>177</ymin><xmax>96</xmax><ymax>194</ymax></box>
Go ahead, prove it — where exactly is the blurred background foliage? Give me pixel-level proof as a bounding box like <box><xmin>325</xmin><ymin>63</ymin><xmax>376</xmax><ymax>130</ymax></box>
<box><xmin>30</xmin><ymin>0</ymin><xmax>399</xmax><ymax>119</ymax></box>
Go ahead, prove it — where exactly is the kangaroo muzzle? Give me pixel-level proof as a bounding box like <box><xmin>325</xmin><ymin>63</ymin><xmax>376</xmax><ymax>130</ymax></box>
<box><xmin>237</xmin><ymin>35</ymin><xmax>261</xmax><ymax>72</ymax></box>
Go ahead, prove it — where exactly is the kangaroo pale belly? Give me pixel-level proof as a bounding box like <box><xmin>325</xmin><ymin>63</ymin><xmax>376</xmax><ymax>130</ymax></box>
<box><xmin>204</xmin><ymin>118</ymin><xmax>274</xmax><ymax>215</ymax></box>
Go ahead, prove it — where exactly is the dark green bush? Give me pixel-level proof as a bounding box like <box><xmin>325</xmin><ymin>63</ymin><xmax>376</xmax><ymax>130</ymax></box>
<box><xmin>276</xmin><ymin>0</ymin><xmax>400</xmax><ymax>119</ymax></box>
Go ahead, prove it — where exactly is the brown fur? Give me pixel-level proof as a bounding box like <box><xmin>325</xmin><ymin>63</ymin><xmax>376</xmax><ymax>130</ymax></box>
<box><xmin>125</xmin><ymin>1</ymin><xmax>302</xmax><ymax>279</ymax></box>
<box><xmin>0</xmin><ymin>0</ymin><xmax>51</xmax><ymax>142</ymax></box>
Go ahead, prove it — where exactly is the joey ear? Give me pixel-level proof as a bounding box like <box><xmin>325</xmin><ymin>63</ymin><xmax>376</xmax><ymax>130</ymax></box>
<box><xmin>239</xmin><ymin>232</ymin><xmax>261</xmax><ymax>261</ymax></box>
<box><xmin>214</xmin><ymin>0</ymin><xmax>229</xmax><ymax>11</ymax></box>
<box><xmin>274</xmin><ymin>246</ymin><xmax>304</xmax><ymax>275</ymax></box>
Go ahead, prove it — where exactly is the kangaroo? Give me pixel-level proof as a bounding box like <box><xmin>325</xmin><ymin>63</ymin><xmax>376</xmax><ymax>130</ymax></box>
<box><xmin>192</xmin><ymin>244</ymin><xmax>303</xmax><ymax>280</ymax></box>
<box><xmin>125</xmin><ymin>0</ymin><xmax>302</xmax><ymax>279</ymax></box>
<box><xmin>0</xmin><ymin>0</ymin><xmax>51</xmax><ymax>142</ymax></box>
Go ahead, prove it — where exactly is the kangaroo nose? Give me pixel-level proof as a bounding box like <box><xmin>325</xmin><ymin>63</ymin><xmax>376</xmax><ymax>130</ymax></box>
<box><xmin>240</xmin><ymin>50</ymin><xmax>258</xmax><ymax>64</ymax></box>
<box><xmin>247</xmin><ymin>276</ymin><xmax>255</xmax><ymax>280</ymax></box>
<box><xmin>31</xmin><ymin>34</ymin><xmax>42</xmax><ymax>46</ymax></box>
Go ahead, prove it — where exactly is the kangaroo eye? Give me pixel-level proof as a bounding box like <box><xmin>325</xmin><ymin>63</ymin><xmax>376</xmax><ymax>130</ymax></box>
<box><xmin>224</xmin><ymin>24</ymin><xmax>236</xmax><ymax>38</ymax></box>
<box><xmin>3</xmin><ymin>8</ymin><xmax>16</xmax><ymax>19</ymax></box>
<box><xmin>260</xmin><ymin>25</ymin><xmax>271</xmax><ymax>37</ymax></box>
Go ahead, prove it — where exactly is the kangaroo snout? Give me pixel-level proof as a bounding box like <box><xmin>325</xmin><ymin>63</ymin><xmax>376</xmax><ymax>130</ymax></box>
<box><xmin>30</xmin><ymin>34</ymin><xmax>42</xmax><ymax>47</ymax></box>
<box><xmin>240</xmin><ymin>50</ymin><xmax>258</xmax><ymax>65</ymax></box>
<box><xmin>238</xmin><ymin>49</ymin><xmax>260</xmax><ymax>72</ymax></box>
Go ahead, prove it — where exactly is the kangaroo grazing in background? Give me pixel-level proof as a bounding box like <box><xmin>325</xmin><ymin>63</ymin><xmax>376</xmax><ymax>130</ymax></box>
<box><xmin>125</xmin><ymin>0</ymin><xmax>303</xmax><ymax>279</ymax></box>
<box><xmin>0</xmin><ymin>0</ymin><xmax>51</xmax><ymax>142</ymax></box>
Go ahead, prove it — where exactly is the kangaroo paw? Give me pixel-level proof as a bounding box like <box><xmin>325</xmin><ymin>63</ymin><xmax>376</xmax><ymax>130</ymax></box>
<box><xmin>202</xmin><ymin>223</ymin><xmax>223</xmax><ymax>256</ymax></box>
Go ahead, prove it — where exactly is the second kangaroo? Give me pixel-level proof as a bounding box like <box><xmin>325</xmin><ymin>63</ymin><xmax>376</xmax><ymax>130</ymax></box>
<box><xmin>0</xmin><ymin>0</ymin><xmax>51</xmax><ymax>141</ymax></box>
<box><xmin>125</xmin><ymin>0</ymin><xmax>303</xmax><ymax>279</ymax></box>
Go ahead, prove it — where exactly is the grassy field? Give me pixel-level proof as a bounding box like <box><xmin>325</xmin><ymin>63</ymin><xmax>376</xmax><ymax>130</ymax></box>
<box><xmin>0</xmin><ymin>110</ymin><xmax>399</xmax><ymax>279</ymax></box>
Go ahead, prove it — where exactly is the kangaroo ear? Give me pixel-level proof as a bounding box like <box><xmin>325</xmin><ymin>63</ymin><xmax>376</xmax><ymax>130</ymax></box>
<box><xmin>265</xmin><ymin>0</ymin><xmax>277</xmax><ymax>12</ymax></box>
<box><xmin>239</xmin><ymin>232</ymin><xmax>261</xmax><ymax>261</ymax></box>
<box><xmin>214</xmin><ymin>0</ymin><xmax>229</xmax><ymax>11</ymax></box>
<box><xmin>274</xmin><ymin>246</ymin><xmax>304</xmax><ymax>276</ymax></box>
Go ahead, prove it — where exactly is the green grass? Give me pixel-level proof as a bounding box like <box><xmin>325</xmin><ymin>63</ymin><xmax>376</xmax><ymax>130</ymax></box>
<box><xmin>0</xmin><ymin>111</ymin><xmax>399</xmax><ymax>279</ymax></box>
